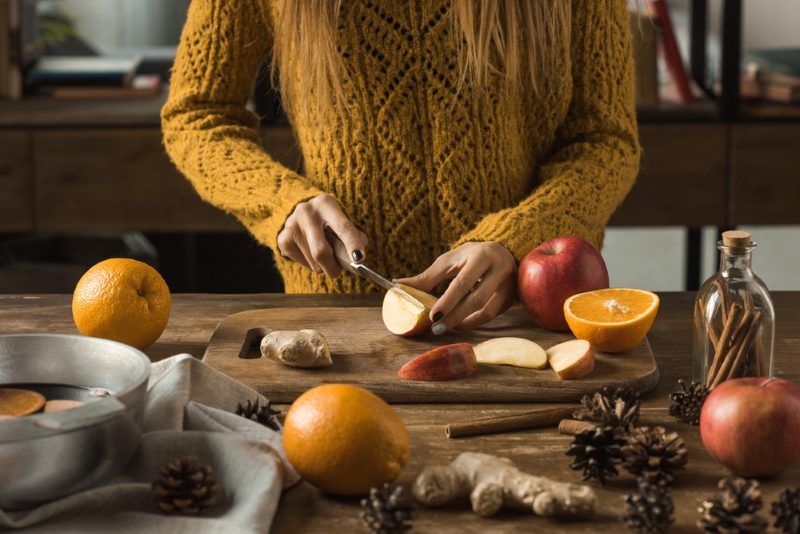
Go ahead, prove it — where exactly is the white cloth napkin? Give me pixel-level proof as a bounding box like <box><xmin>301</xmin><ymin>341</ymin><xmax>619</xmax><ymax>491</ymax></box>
<box><xmin>0</xmin><ymin>354</ymin><xmax>299</xmax><ymax>533</ymax></box>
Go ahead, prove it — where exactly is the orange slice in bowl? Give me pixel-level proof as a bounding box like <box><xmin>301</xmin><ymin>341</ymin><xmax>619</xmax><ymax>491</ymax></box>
<box><xmin>564</xmin><ymin>288</ymin><xmax>659</xmax><ymax>353</ymax></box>
<box><xmin>0</xmin><ymin>388</ymin><xmax>47</xmax><ymax>417</ymax></box>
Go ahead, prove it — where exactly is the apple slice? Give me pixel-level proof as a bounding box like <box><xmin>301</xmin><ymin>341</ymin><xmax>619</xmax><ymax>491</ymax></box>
<box><xmin>382</xmin><ymin>283</ymin><xmax>439</xmax><ymax>337</ymax></box>
<box><xmin>545</xmin><ymin>339</ymin><xmax>595</xmax><ymax>380</ymax></box>
<box><xmin>398</xmin><ymin>343</ymin><xmax>478</xmax><ymax>381</ymax></box>
<box><xmin>473</xmin><ymin>337</ymin><xmax>548</xmax><ymax>369</ymax></box>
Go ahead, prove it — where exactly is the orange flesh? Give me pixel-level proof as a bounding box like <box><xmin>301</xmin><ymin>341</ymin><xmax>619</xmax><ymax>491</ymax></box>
<box><xmin>0</xmin><ymin>388</ymin><xmax>46</xmax><ymax>417</ymax></box>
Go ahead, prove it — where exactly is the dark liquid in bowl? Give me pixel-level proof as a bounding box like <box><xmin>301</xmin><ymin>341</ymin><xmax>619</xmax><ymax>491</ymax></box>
<box><xmin>0</xmin><ymin>384</ymin><xmax>106</xmax><ymax>404</ymax></box>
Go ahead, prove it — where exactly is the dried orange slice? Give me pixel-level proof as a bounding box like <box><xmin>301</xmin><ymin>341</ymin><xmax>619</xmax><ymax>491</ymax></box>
<box><xmin>564</xmin><ymin>288</ymin><xmax>659</xmax><ymax>353</ymax></box>
<box><xmin>0</xmin><ymin>388</ymin><xmax>46</xmax><ymax>417</ymax></box>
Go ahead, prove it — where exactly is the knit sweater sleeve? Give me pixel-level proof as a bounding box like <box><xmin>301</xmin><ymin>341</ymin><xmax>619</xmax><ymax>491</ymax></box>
<box><xmin>161</xmin><ymin>0</ymin><xmax>325</xmax><ymax>251</ymax></box>
<box><xmin>452</xmin><ymin>0</ymin><xmax>640</xmax><ymax>260</ymax></box>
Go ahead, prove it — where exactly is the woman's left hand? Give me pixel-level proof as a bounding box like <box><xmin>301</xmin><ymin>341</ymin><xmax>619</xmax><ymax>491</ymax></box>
<box><xmin>394</xmin><ymin>241</ymin><xmax>517</xmax><ymax>333</ymax></box>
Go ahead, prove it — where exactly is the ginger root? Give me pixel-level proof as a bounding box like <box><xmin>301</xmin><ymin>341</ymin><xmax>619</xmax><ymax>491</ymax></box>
<box><xmin>413</xmin><ymin>452</ymin><xmax>596</xmax><ymax>518</ymax></box>
<box><xmin>260</xmin><ymin>330</ymin><xmax>333</xmax><ymax>368</ymax></box>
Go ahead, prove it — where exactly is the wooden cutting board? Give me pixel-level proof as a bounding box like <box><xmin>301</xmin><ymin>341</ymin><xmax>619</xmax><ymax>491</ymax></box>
<box><xmin>202</xmin><ymin>307</ymin><xmax>659</xmax><ymax>403</ymax></box>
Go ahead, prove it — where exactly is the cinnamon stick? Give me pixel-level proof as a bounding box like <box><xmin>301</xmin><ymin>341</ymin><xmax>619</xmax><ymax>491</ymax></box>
<box><xmin>558</xmin><ymin>419</ymin><xmax>595</xmax><ymax>436</ymax></box>
<box><xmin>709</xmin><ymin>321</ymin><xmax>721</xmax><ymax>352</ymax></box>
<box><xmin>445</xmin><ymin>405</ymin><xmax>579</xmax><ymax>439</ymax></box>
<box><xmin>713</xmin><ymin>279</ymin><xmax>730</xmax><ymax>325</ymax></box>
<box><xmin>744</xmin><ymin>293</ymin><xmax>768</xmax><ymax>377</ymax></box>
<box><xmin>725</xmin><ymin>312</ymin><xmax>764</xmax><ymax>382</ymax></box>
<box><xmin>707</xmin><ymin>304</ymin><xmax>743</xmax><ymax>384</ymax></box>
<box><xmin>710</xmin><ymin>311</ymin><xmax>755</xmax><ymax>389</ymax></box>
<box><xmin>755</xmin><ymin>334</ymin><xmax>768</xmax><ymax>377</ymax></box>
<box><xmin>744</xmin><ymin>292</ymin><xmax>755</xmax><ymax>314</ymax></box>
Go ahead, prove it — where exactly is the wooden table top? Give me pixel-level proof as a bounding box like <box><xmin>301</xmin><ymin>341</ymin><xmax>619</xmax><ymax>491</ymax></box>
<box><xmin>1</xmin><ymin>292</ymin><xmax>799</xmax><ymax>533</ymax></box>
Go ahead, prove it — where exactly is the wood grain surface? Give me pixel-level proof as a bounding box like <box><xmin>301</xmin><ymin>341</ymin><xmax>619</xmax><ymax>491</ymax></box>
<box><xmin>202</xmin><ymin>306</ymin><xmax>658</xmax><ymax>403</ymax></box>
<box><xmin>1</xmin><ymin>292</ymin><xmax>799</xmax><ymax>533</ymax></box>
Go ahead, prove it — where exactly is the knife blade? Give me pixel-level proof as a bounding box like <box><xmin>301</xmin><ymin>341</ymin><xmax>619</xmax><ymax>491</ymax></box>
<box><xmin>323</xmin><ymin>229</ymin><xmax>424</xmax><ymax>308</ymax></box>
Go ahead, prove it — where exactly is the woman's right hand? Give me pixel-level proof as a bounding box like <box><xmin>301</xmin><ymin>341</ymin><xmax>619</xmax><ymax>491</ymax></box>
<box><xmin>277</xmin><ymin>194</ymin><xmax>368</xmax><ymax>278</ymax></box>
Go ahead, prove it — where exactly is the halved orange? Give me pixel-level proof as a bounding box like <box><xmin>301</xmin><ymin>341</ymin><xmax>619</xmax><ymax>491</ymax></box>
<box><xmin>0</xmin><ymin>388</ymin><xmax>46</xmax><ymax>417</ymax></box>
<box><xmin>564</xmin><ymin>288</ymin><xmax>659</xmax><ymax>353</ymax></box>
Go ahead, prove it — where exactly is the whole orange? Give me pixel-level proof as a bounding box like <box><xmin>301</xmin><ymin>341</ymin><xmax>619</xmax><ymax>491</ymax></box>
<box><xmin>283</xmin><ymin>384</ymin><xmax>409</xmax><ymax>496</ymax></box>
<box><xmin>72</xmin><ymin>258</ymin><xmax>171</xmax><ymax>350</ymax></box>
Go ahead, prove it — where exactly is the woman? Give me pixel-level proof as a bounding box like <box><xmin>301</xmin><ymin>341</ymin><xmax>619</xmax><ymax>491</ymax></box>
<box><xmin>161</xmin><ymin>0</ymin><xmax>640</xmax><ymax>334</ymax></box>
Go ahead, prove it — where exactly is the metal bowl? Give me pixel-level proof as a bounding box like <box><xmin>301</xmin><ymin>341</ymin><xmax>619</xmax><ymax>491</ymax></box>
<box><xmin>0</xmin><ymin>334</ymin><xmax>150</xmax><ymax>510</ymax></box>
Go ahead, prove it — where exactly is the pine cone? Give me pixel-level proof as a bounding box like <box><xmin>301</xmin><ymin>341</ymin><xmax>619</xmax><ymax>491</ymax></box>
<box><xmin>697</xmin><ymin>478</ymin><xmax>768</xmax><ymax>534</ymax></box>
<box><xmin>360</xmin><ymin>483</ymin><xmax>414</xmax><ymax>534</ymax></box>
<box><xmin>235</xmin><ymin>398</ymin><xmax>280</xmax><ymax>431</ymax></box>
<box><xmin>566</xmin><ymin>425</ymin><xmax>624</xmax><ymax>486</ymax></box>
<box><xmin>667</xmin><ymin>379</ymin><xmax>709</xmax><ymax>425</ymax></box>
<box><xmin>573</xmin><ymin>387</ymin><xmax>641</xmax><ymax>436</ymax></box>
<box><xmin>772</xmin><ymin>487</ymin><xmax>800</xmax><ymax>534</ymax></box>
<box><xmin>623</xmin><ymin>477</ymin><xmax>675</xmax><ymax>534</ymax></box>
<box><xmin>152</xmin><ymin>455</ymin><xmax>218</xmax><ymax>516</ymax></box>
<box><xmin>621</xmin><ymin>426</ymin><xmax>688</xmax><ymax>485</ymax></box>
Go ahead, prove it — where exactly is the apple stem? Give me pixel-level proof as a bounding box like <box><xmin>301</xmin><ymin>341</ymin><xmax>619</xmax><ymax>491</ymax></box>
<box><xmin>760</xmin><ymin>377</ymin><xmax>777</xmax><ymax>387</ymax></box>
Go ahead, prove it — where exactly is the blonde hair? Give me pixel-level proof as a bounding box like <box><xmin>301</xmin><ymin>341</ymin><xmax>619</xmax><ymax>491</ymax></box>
<box><xmin>270</xmin><ymin>0</ymin><xmax>571</xmax><ymax>121</ymax></box>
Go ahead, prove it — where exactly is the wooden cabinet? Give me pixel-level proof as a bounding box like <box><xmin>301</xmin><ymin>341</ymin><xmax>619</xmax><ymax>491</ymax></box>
<box><xmin>1</xmin><ymin>126</ymin><xmax>303</xmax><ymax>233</ymax></box>
<box><xmin>1</xmin><ymin>108</ymin><xmax>798</xmax><ymax>232</ymax></box>
<box><xmin>610</xmin><ymin>124</ymin><xmax>729</xmax><ymax>227</ymax></box>
<box><xmin>731</xmin><ymin>124</ymin><xmax>800</xmax><ymax>225</ymax></box>
<box><xmin>34</xmin><ymin>129</ymin><xmax>240</xmax><ymax>232</ymax></box>
<box><xmin>0</xmin><ymin>131</ymin><xmax>33</xmax><ymax>232</ymax></box>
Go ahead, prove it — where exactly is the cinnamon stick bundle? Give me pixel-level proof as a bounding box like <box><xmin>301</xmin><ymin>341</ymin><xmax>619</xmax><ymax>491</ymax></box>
<box><xmin>704</xmin><ymin>230</ymin><xmax>768</xmax><ymax>388</ymax></box>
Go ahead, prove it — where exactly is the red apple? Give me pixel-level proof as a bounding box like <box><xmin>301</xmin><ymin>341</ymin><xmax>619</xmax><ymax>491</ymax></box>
<box><xmin>518</xmin><ymin>236</ymin><xmax>609</xmax><ymax>331</ymax></box>
<box><xmin>398</xmin><ymin>343</ymin><xmax>477</xmax><ymax>381</ymax></box>
<box><xmin>700</xmin><ymin>377</ymin><xmax>800</xmax><ymax>477</ymax></box>
<box><xmin>382</xmin><ymin>283</ymin><xmax>439</xmax><ymax>337</ymax></box>
<box><xmin>545</xmin><ymin>339</ymin><xmax>595</xmax><ymax>380</ymax></box>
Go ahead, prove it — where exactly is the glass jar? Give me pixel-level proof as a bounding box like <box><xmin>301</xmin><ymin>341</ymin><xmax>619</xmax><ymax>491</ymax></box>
<box><xmin>692</xmin><ymin>231</ymin><xmax>775</xmax><ymax>387</ymax></box>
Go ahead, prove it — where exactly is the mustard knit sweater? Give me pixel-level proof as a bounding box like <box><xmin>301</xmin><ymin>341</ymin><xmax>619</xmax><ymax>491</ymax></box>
<box><xmin>162</xmin><ymin>0</ymin><xmax>640</xmax><ymax>294</ymax></box>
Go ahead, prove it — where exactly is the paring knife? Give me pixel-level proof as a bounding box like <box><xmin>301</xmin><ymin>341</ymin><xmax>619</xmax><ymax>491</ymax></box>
<box><xmin>324</xmin><ymin>229</ymin><xmax>424</xmax><ymax>308</ymax></box>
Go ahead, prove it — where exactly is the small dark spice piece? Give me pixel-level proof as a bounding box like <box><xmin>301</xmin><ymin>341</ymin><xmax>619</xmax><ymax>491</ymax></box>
<box><xmin>235</xmin><ymin>398</ymin><xmax>280</xmax><ymax>431</ymax></box>
<box><xmin>360</xmin><ymin>483</ymin><xmax>414</xmax><ymax>534</ymax></box>
<box><xmin>772</xmin><ymin>487</ymin><xmax>800</xmax><ymax>534</ymax></box>
<box><xmin>621</xmin><ymin>426</ymin><xmax>688</xmax><ymax>485</ymax></box>
<box><xmin>566</xmin><ymin>425</ymin><xmax>623</xmax><ymax>486</ymax></box>
<box><xmin>573</xmin><ymin>387</ymin><xmax>641</xmax><ymax>436</ymax></box>
<box><xmin>623</xmin><ymin>477</ymin><xmax>675</xmax><ymax>534</ymax></box>
<box><xmin>667</xmin><ymin>379</ymin><xmax>709</xmax><ymax>425</ymax></box>
<box><xmin>152</xmin><ymin>455</ymin><xmax>218</xmax><ymax>516</ymax></box>
<box><xmin>697</xmin><ymin>477</ymin><xmax>768</xmax><ymax>534</ymax></box>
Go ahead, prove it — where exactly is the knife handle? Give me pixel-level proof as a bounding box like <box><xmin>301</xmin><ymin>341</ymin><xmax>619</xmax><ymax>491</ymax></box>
<box><xmin>324</xmin><ymin>228</ymin><xmax>359</xmax><ymax>275</ymax></box>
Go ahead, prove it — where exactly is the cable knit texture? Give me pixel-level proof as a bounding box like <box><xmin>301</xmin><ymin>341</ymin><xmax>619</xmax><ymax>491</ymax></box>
<box><xmin>162</xmin><ymin>0</ymin><xmax>640</xmax><ymax>294</ymax></box>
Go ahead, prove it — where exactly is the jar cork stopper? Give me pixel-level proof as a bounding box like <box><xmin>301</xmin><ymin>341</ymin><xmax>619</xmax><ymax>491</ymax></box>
<box><xmin>722</xmin><ymin>230</ymin><xmax>752</xmax><ymax>253</ymax></box>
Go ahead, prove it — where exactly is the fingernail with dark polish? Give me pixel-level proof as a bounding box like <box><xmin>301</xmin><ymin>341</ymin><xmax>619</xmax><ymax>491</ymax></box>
<box><xmin>432</xmin><ymin>311</ymin><xmax>444</xmax><ymax>322</ymax></box>
<box><xmin>352</xmin><ymin>250</ymin><xmax>363</xmax><ymax>262</ymax></box>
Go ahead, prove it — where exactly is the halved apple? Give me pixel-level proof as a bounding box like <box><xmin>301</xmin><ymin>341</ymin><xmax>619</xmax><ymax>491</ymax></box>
<box><xmin>474</xmin><ymin>337</ymin><xmax>548</xmax><ymax>369</ymax></box>
<box><xmin>398</xmin><ymin>343</ymin><xmax>478</xmax><ymax>381</ymax></box>
<box><xmin>382</xmin><ymin>283</ymin><xmax>439</xmax><ymax>337</ymax></box>
<box><xmin>545</xmin><ymin>339</ymin><xmax>595</xmax><ymax>380</ymax></box>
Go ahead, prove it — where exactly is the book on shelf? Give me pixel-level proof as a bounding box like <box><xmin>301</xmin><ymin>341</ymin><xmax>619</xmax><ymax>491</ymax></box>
<box><xmin>744</xmin><ymin>48</ymin><xmax>800</xmax><ymax>79</ymax></box>
<box><xmin>26</xmin><ymin>55</ymin><xmax>142</xmax><ymax>86</ymax></box>
<box><xmin>741</xmin><ymin>65</ymin><xmax>800</xmax><ymax>104</ymax></box>
<box><xmin>51</xmin><ymin>74</ymin><xmax>161</xmax><ymax>100</ymax></box>
<box><xmin>740</xmin><ymin>53</ymin><xmax>800</xmax><ymax>104</ymax></box>
<box><xmin>646</xmin><ymin>0</ymin><xmax>694</xmax><ymax>104</ymax></box>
